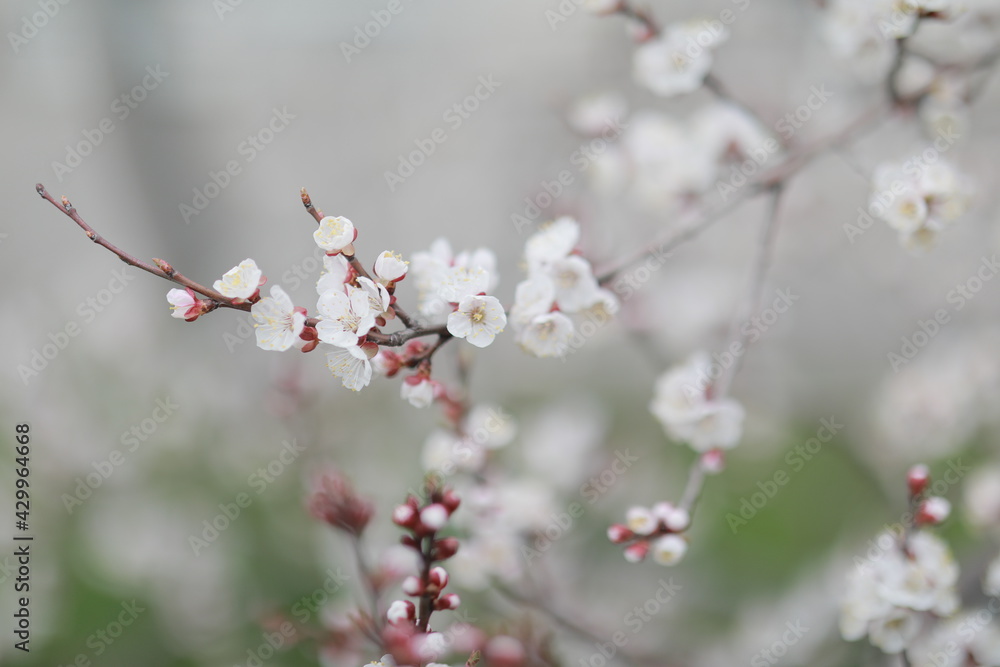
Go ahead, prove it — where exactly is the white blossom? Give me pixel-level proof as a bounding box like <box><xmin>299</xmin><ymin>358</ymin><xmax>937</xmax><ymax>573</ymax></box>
<box><xmin>525</xmin><ymin>217</ymin><xmax>579</xmax><ymax>273</ymax></box>
<box><xmin>649</xmin><ymin>353</ymin><xmax>745</xmax><ymax>451</ymax></box>
<box><xmin>316</xmin><ymin>254</ymin><xmax>349</xmax><ymax>295</ymax></box>
<box><xmin>374</xmin><ymin>250</ymin><xmax>408</xmax><ymax>283</ymax></box>
<box><xmin>518</xmin><ymin>312</ymin><xmax>575</xmax><ymax>358</ymax></box>
<box><xmin>447</xmin><ymin>295</ymin><xmax>506</xmax><ymax>348</ymax></box>
<box><xmin>316</xmin><ymin>286</ymin><xmax>376</xmax><ymax>347</ymax></box>
<box><xmin>651</xmin><ymin>534</ymin><xmax>688</xmax><ymax>566</ymax></box>
<box><xmin>509</xmin><ymin>276</ymin><xmax>556</xmax><ymax>329</ymax></box>
<box><xmin>633</xmin><ymin>20</ymin><xmax>728</xmax><ymax>97</ymax></box>
<box><xmin>313</xmin><ymin>215</ymin><xmax>356</xmax><ymax>254</ymax></box>
<box><xmin>356</xmin><ymin>276</ymin><xmax>391</xmax><ymax>317</ymax></box>
<box><xmin>214</xmin><ymin>258</ymin><xmax>262</xmax><ymax>300</ymax></box>
<box><xmin>401</xmin><ymin>377</ymin><xmax>436</xmax><ymax>408</ymax></box>
<box><xmin>251</xmin><ymin>285</ymin><xmax>305</xmax><ymax>351</ymax></box>
<box><xmin>544</xmin><ymin>255</ymin><xmax>601</xmax><ymax>313</ymax></box>
<box><xmin>326</xmin><ymin>345</ymin><xmax>373</xmax><ymax>391</ymax></box>
<box><xmin>841</xmin><ymin>530</ymin><xmax>960</xmax><ymax>654</ymax></box>
<box><xmin>166</xmin><ymin>288</ymin><xmax>198</xmax><ymax>320</ymax></box>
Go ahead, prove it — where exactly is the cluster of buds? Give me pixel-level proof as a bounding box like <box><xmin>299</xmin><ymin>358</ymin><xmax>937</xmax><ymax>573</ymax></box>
<box><xmin>380</xmin><ymin>483</ymin><xmax>465</xmax><ymax>664</ymax></box>
<box><xmin>608</xmin><ymin>500</ymin><xmax>691</xmax><ymax>566</ymax></box>
<box><xmin>306</xmin><ymin>469</ymin><xmax>375</xmax><ymax>536</ymax></box>
<box><xmin>907</xmin><ymin>463</ymin><xmax>952</xmax><ymax>527</ymax></box>
<box><xmin>607</xmin><ymin>450</ymin><xmax>723</xmax><ymax>566</ymax></box>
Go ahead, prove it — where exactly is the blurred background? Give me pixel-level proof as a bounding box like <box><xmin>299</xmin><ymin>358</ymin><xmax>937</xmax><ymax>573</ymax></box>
<box><xmin>2</xmin><ymin>0</ymin><xmax>1000</xmax><ymax>665</ymax></box>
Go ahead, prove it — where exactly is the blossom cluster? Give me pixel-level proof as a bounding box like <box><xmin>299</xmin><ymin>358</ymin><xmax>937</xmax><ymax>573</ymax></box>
<box><xmin>824</xmin><ymin>0</ymin><xmax>960</xmax><ymax>81</ymax></box>
<box><xmin>581</xmin><ymin>99</ymin><xmax>777</xmax><ymax>212</ymax></box>
<box><xmin>165</xmin><ymin>210</ymin><xmax>511</xmax><ymax>399</ymax></box>
<box><xmin>633</xmin><ymin>18</ymin><xmax>729</xmax><ymax>97</ymax></box>
<box><xmin>606</xmin><ymin>449</ymin><xmax>723</xmax><ymax>567</ymax></box>
<box><xmin>840</xmin><ymin>465</ymin><xmax>963</xmax><ymax>657</ymax></box>
<box><xmin>510</xmin><ymin>217</ymin><xmax>617</xmax><ymax>358</ymax></box>
<box><xmin>649</xmin><ymin>352</ymin><xmax>745</xmax><ymax>453</ymax></box>
<box><xmin>869</xmin><ymin>159</ymin><xmax>973</xmax><ymax>251</ymax></box>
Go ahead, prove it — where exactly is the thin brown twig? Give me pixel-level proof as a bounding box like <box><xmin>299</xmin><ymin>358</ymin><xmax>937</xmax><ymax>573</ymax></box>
<box><xmin>38</xmin><ymin>183</ymin><xmax>452</xmax><ymax>350</ymax></box>
<box><xmin>491</xmin><ymin>581</ymin><xmax>641</xmax><ymax>667</ymax></box>
<box><xmin>616</xmin><ymin>1</ymin><xmax>658</xmax><ymax>37</ymax></box>
<box><xmin>678</xmin><ymin>458</ymin><xmax>706</xmax><ymax>514</ymax></box>
<box><xmin>36</xmin><ymin>183</ymin><xmax>245</xmax><ymax>309</ymax></box>
<box><xmin>596</xmin><ymin>103</ymin><xmax>890</xmax><ymax>283</ymax></box>
<box><xmin>713</xmin><ymin>184</ymin><xmax>784</xmax><ymax>399</ymax></box>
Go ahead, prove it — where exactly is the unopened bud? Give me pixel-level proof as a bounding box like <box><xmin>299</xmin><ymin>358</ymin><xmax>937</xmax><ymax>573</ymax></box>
<box><xmin>907</xmin><ymin>464</ymin><xmax>931</xmax><ymax>498</ymax></box>
<box><xmin>916</xmin><ymin>496</ymin><xmax>951</xmax><ymax>525</ymax></box>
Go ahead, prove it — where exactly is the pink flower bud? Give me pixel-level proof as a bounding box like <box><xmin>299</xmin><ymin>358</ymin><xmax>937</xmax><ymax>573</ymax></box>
<box><xmin>401</xmin><ymin>575</ymin><xmax>422</xmax><ymax>596</ymax></box>
<box><xmin>393</xmin><ymin>503</ymin><xmax>417</xmax><ymax>528</ymax></box>
<box><xmin>908</xmin><ymin>464</ymin><xmax>931</xmax><ymax>498</ymax></box>
<box><xmin>432</xmin><ymin>536</ymin><xmax>460</xmax><ymax>560</ymax></box>
<box><xmin>917</xmin><ymin>496</ymin><xmax>951</xmax><ymax>525</ymax></box>
<box><xmin>420</xmin><ymin>503</ymin><xmax>449</xmax><ymax>531</ymax></box>
<box><xmin>440</xmin><ymin>489</ymin><xmax>461</xmax><ymax>513</ymax></box>
<box><xmin>387</xmin><ymin>599</ymin><xmax>415</xmax><ymax>624</ymax></box>
<box><xmin>623</xmin><ymin>540</ymin><xmax>649</xmax><ymax>563</ymax></box>
<box><xmin>428</xmin><ymin>566</ymin><xmax>449</xmax><ymax>589</ymax></box>
<box><xmin>700</xmin><ymin>449</ymin><xmax>726</xmax><ymax>474</ymax></box>
<box><xmin>607</xmin><ymin>524</ymin><xmax>634</xmax><ymax>544</ymax></box>
<box><xmin>435</xmin><ymin>593</ymin><xmax>460</xmax><ymax>610</ymax></box>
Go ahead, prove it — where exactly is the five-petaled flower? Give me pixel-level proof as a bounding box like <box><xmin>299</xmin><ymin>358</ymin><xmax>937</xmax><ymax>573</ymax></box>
<box><xmin>166</xmin><ymin>287</ymin><xmax>202</xmax><ymax>321</ymax></box>
<box><xmin>251</xmin><ymin>285</ymin><xmax>306</xmax><ymax>351</ymax></box>
<box><xmin>314</xmin><ymin>215</ymin><xmax>357</xmax><ymax>255</ymax></box>
<box><xmin>316</xmin><ymin>286</ymin><xmax>376</xmax><ymax>347</ymax></box>
<box><xmin>447</xmin><ymin>295</ymin><xmax>506</xmax><ymax>348</ymax></box>
<box><xmin>374</xmin><ymin>250</ymin><xmax>409</xmax><ymax>283</ymax></box>
<box><xmin>214</xmin><ymin>258</ymin><xmax>263</xmax><ymax>301</ymax></box>
<box><xmin>326</xmin><ymin>343</ymin><xmax>376</xmax><ymax>391</ymax></box>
